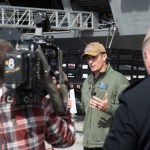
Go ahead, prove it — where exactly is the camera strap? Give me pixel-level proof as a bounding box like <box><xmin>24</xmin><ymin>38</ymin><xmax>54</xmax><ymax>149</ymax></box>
<box><xmin>36</xmin><ymin>45</ymin><xmax>68</xmax><ymax>115</ymax></box>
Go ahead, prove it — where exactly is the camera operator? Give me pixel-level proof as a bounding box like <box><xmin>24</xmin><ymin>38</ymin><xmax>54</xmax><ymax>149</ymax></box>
<box><xmin>0</xmin><ymin>40</ymin><xmax>14</xmax><ymax>100</ymax></box>
<box><xmin>0</xmin><ymin>39</ymin><xmax>76</xmax><ymax>150</ymax></box>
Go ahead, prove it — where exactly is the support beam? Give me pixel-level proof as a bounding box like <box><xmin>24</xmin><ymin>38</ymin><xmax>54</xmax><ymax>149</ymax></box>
<box><xmin>0</xmin><ymin>5</ymin><xmax>95</xmax><ymax>30</ymax></box>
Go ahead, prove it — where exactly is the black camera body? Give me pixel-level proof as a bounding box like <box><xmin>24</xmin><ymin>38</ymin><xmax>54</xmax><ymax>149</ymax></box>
<box><xmin>4</xmin><ymin>39</ymin><xmax>59</xmax><ymax>90</ymax></box>
<box><xmin>4</xmin><ymin>37</ymin><xmax>68</xmax><ymax>114</ymax></box>
<box><xmin>4</xmin><ymin>50</ymin><xmax>29</xmax><ymax>87</ymax></box>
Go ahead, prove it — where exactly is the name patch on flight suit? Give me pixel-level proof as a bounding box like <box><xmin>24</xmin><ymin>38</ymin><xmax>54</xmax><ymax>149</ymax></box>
<box><xmin>98</xmin><ymin>82</ymin><xmax>108</xmax><ymax>89</ymax></box>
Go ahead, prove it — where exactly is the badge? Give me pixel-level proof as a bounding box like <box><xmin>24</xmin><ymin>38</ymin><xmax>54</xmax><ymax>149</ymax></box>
<box><xmin>98</xmin><ymin>82</ymin><xmax>108</xmax><ymax>89</ymax></box>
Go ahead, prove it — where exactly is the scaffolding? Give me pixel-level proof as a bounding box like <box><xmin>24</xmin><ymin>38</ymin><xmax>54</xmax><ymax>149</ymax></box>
<box><xmin>0</xmin><ymin>5</ymin><xmax>96</xmax><ymax>30</ymax></box>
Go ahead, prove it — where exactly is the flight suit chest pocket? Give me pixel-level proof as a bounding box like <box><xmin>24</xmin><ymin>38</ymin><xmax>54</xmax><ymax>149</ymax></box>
<box><xmin>92</xmin><ymin>82</ymin><xmax>108</xmax><ymax>97</ymax></box>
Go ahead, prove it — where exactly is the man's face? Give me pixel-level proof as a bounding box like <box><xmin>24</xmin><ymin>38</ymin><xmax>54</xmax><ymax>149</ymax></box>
<box><xmin>86</xmin><ymin>53</ymin><xmax>107</xmax><ymax>76</ymax></box>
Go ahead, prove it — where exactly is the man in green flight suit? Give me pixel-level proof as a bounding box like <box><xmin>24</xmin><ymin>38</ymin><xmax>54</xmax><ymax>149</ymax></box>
<box><xmin>81</xmin><ymin>42</ymin><xmax>130</xmax><ymax>150</ymax></box>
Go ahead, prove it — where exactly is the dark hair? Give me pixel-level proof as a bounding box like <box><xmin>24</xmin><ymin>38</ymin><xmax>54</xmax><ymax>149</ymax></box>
<box><xmin>0</xmin><ymin>40</ymin><xmax>13</xmax><ymax>80</ymax></box>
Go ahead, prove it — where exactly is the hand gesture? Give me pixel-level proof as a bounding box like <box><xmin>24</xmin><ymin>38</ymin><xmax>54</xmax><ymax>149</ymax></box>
<box><xmin>90</xmin><ymin>93</ymin><xmax>108</xmax><ymax>112</ymax></box>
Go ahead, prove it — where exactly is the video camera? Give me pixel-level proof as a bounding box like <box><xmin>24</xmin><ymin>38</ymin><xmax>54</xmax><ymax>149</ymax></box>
<box><xmin>3</xmin><ymin>13</ymin><xmax>68</xmax><ymax>115</ymax></box>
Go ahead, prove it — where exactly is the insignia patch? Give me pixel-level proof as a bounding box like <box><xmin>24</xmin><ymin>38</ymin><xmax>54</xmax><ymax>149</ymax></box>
<box><xmin>85</xmin><ymin>46</ymin><xmax>92</xmax><ymax>51</ymax></box>
<box><xmin>98</xmin><ymin>82</ymin><xmax>108</xmax><ymax>89</ymax></box>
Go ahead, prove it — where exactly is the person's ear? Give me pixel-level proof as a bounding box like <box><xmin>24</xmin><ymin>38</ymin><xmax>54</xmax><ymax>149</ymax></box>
<box><xmin>144</xmin><ymin>50</ymin><xmax>150</xmax><ymax>66</ymax></box>
<box><xmin>143</xmin><ymin>51</ymin><xmax>148</xmax><ymax>59</ymax></box>
<box><xmin>102</xmin><ymin>53</ymin><xmax>107</xmax><ymax>61</ymax></box>
<box><xmin>143</xmin><ymin>50</ymin><xmax>150</xmax><ymax>74</ymax></box>
<box><xmin>144</xmin><ymin>50</ymin><xmax>150</xmax><ymax>60</ymax></box>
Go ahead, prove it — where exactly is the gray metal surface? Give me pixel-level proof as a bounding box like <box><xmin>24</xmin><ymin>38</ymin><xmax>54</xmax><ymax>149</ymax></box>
<box><xmin>110</xmin><ymin>0</ymin><xmax>150</xmax><ymax>35</ymax></box>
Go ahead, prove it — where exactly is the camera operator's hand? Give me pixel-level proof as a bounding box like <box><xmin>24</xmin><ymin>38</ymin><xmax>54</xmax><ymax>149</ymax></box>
<box><xmin>67</xmin><ymin>98</ymin><xmax>72</xmax><ymax>109</ymax></box>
